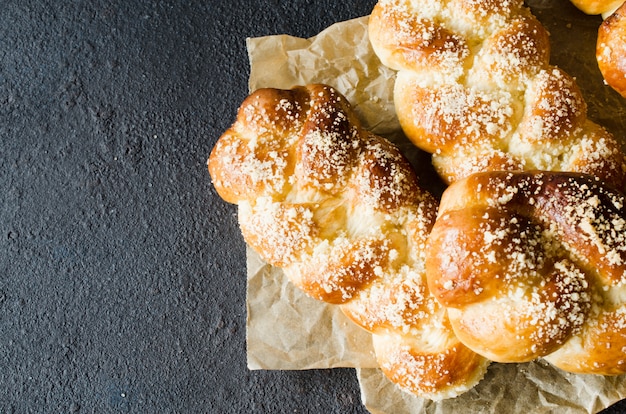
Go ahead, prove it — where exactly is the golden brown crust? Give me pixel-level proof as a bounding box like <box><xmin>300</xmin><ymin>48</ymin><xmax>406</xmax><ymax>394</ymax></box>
<box><xmin>598</xmin><ymin>2</ymin><xmax>626</xmax><ymax>98</ymax></box>
<box><xmin>568</xmin><ymin>0</ymin><xmax>626</xmax><ymax>97</ymax></box>
<box><xmin>209</xmin><ymin>84</ymin><xmax>489</xmax><ymax>399</ymax></box>
<box><xmin>426</xmin><ymin>171</ymin><xmax>626</xmax><ymax>372</ymax></box>
<box><xmin>544</xmin><ymin>298</ymin><xmax>626</xmax><ymax>375</ymax></box>
<box><xmin>373</xmin><ymin>332</ymin><xmax>490</xmax><ymax>400</ymax></box>
<box><xmin>570</xmin><ymin>0</ymin><xmax>624</xmax><ymax>16</ymax></box>
<box><xmin>369</xmin><ymin>0</ymin><xmax>626</xmax><ymax>190</ymax></box>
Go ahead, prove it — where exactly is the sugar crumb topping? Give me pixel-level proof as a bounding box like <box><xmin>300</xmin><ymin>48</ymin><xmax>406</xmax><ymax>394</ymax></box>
<box><xmin>432</xmin><ymin>171</ymin><xmax>626</xmax><ymax>364</ymax></box>
<box><xmin>373</xmin><ymin>0</ymin><xmax>626</xmax><ymax>187</ymax></box>
<box><xmin>212</xmin><ymin>84</ymin><xmax>439</xmax><ymax>339</ymax></box>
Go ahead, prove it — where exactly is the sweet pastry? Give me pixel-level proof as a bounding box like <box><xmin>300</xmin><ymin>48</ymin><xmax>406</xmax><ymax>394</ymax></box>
<box><xmin>368</xmin><ymin>0</ymin><xmax>626</xmax><ymax>189</ymax></box>
<box><xmin>569</xmin><ymin>0</ymin><xmax>623</xmax><ymax>17</ymax></box>
<box><xmin>208</xmin><ymin>84</ymin><xmax>489</xmax><ymax>399</ymax></box>
<box><xmin>426</xmin><ymin>170</ymin><xmax>626</xmax><ymax>374</ymax></box>
<box><xmin>597</xmin><ymin>2</ymin><xmax>626</xmax><ymax>98</ymax></box>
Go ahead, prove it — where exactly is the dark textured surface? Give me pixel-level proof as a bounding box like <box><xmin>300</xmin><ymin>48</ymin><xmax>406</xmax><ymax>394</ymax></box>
<box><xmin>1</xmin><ymin>0</ymin><xmax>625</xmax><ymax>413</ymax></box>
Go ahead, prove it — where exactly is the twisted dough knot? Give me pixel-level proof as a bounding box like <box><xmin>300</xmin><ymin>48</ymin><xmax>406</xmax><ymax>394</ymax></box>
<box><xmin>369</xmin><ymin>0</ymin><xmax>626</xmax><ymax>188</ymax></box>
<box><xmin>426</xmin><ymin>171</ymin><xmax>626</xmax><ymax>374</ymax></box>
<box><xmin>209</xmin><ymin>84</ymin><xmax>489</xmax><ymax>399</ymax></box>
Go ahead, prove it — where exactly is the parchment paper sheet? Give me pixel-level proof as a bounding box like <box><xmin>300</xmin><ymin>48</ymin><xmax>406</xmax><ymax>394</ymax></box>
<box><xmin>244</xmin><ymin>12</ymin><xmax>626</xmax><ymax>414</ymax></box>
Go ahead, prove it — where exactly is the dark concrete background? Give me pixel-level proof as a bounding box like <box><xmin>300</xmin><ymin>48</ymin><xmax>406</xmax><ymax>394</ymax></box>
<box><xmin>1</xmin><ymin>0</ymin><xmax>625</xmax><ymax>413</ymax></box>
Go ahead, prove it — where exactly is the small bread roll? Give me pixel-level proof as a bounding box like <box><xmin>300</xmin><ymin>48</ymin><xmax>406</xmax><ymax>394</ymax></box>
<box><xmin>598</xmin><ymin>2</ymin><xmax>626</xmax><ymax>98</ymax></box>
<box><xmin>209</xmin><ymin>84</ymin><xmax>489</xmax><ymax>400</ymax></box>
<box><xmin>569</xmin><ymin>0</ymin><xmax>623</xmax><ymax>17</ymax></box>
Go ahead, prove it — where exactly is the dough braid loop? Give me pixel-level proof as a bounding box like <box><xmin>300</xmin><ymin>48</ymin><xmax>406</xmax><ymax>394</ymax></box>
<box><xmin>209</xmin><ymin>84</ymin><xmax>490</xmax><ymax>400</ymax></box>
<box><xmin>426</xmin><ymin>170</ymin><xmax>626</xmax><ymax>374</ymax></box>
<box><xmin>369</xmin><ymin>0</ymin><xmax>626</xmax><ymax>189</ymax></box>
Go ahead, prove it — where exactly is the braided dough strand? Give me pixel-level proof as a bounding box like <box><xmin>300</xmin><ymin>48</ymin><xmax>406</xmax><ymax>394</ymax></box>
<box><xmin>567</xmin><ymin>0</ymin><xmax>626</xmax><ymax>98</ymax></box>
<box><xmin>426</xmin><ymin>171</ymin><xmax>626</xmax><ymax>374</ymax></box>
<box><xmin>209</xmin><ymin>84</ymin><xmax>489</xmax><ymax>400</ymax></box>
<box><xmin>369</xmin><ymin>0</ymin><xmax>626</xmax><ymax>189</ymax></box>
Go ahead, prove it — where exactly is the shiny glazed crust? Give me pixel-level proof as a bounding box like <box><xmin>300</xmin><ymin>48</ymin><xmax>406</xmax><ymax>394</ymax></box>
<box><xmin>426</xmin><ymin>171</ymin><xmax>626</xmax><ymax>374</ymax></box>
<box><xmin>598</xmin><ymin>2</ymin><xmax>626</xmax><ymax>98</ymax></box>
<box><xmin>569</xmin><ymin>0</ymin><xmax>623</xmax><ymax>16</ymax></box>
<box><xmin>208</xmin><ymin>84</ymin><xmax>489</xmax><ymax>400</ymax></box>
<box><xmin>368</xmin><ymin>0</ymin><xmax>626</xmax><ymax>189</ymax></box>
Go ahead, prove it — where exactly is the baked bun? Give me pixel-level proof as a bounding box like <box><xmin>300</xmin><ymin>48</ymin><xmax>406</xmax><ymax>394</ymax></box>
<box><xmin>368</xmin><ymin>0</ymin><xmax>626</xmax><ymax>189</ymax></box>
<box><xmin>208</xmin><ymin>84</ymin><xmax>489</xmax><ymax>399</ymax></box>
<box><xmin>598</xmin><ymin>2</ymin><xmax>626</xmax><ymax>98</ymax></box>
<box><xmin>569</xmin><ymin>0</ymin><xmax>623</xmax><ymax>17</ymax></box>
<box><xmin>426</xmin><ymin>170</ymin><xmax>626</xmax><ymax>374</ymax></box>
<box><xmin>571</xmin><ymin>0</ymin><xmax>624</xmax><ymax>17</ymax></box>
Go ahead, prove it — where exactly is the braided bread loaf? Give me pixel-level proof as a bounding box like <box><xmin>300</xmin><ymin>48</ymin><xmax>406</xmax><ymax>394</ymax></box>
<box><xmin>208</xmin><ymin>84</ymin><xmax>489</xmax><ymax>399</ymax></box>
<box><xmin>426</xmin><ymin>170</ymin><xmax>626</xmax><ymax>374</ymax></box>
<box><xmin>368</xmin><ymin>0</ymin><xmax>626</xmax><ymax>188</ymax></box>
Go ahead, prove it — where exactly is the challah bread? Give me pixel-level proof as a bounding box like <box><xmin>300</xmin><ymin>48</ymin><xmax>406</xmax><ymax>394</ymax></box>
<box><xmin>208</xmin><ymin>84</ymin><xmax>489</xmax><ymax>400</ymax></box>
<box><xmin>368</xmin><ymin>0</ymin><xmax>626</xmax><ymax>189</ymax></box>
<box><xmin>425</xmin><ymin>170</ymin><xmax>626</xmax><ymax>374</ymax></box>
<box><xmin>597</xmin><ymin>2</ymin><xmax>626</xmax><ymax>98</ymax></box>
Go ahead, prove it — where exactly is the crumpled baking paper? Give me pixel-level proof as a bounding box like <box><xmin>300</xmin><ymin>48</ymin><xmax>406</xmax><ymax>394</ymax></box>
<box><xmin>243</xmin><ymin>11</ymin><xmax>626</xmax><ymax>414</ymax></box>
